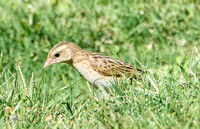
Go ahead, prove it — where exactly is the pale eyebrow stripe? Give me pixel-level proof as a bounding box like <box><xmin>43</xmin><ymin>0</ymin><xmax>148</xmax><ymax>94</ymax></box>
<box><xmin>50</xmin><ymin>45</ymin><xmax>67</xmax><ymax>56</ymax></box>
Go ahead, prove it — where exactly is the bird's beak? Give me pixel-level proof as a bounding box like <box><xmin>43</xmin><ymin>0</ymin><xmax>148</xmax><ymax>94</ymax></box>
<box><xmin>44</xmin><ymin>58</ymin><xmax>54</xmax><ymax>68</ymax></box>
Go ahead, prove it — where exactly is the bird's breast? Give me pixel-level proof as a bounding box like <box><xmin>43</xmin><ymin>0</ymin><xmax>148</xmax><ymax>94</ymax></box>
<box><xmin>73</xmin><ymin>62</ymin><xmax>115</xmax><ymax>88</ymax></box>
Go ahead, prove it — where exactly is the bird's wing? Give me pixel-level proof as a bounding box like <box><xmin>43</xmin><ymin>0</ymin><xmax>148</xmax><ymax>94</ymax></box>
<box><xmin>89</xmin><ymin>52</ymin><xmax>143</xmax><ymax>79</ymax></box>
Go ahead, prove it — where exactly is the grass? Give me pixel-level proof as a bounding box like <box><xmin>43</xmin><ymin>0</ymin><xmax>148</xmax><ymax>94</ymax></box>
<box><xmin>0</xmin><ymin>0</ymin><xmax>200</xmax><ymax>128</ymax></box>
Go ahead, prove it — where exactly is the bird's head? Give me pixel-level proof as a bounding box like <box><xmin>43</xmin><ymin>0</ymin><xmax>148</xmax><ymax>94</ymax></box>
<box><xmin>44</xmin><ymin>41</ymin><xmax>78</xmax><ymax>68</ymax></box>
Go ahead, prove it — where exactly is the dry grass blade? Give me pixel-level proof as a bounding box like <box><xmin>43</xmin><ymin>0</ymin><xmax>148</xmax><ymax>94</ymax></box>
<box><xmin>0</xmin><ymin>67</ymin><xmax>15</xmax><ymax>88</ymax></box>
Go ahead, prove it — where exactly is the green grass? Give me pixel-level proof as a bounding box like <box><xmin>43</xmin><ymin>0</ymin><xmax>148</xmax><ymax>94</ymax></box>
<box><xmin>0</xmin><ymin>0</ymin><xmax>200</xmax><ymax>128</ymax></box>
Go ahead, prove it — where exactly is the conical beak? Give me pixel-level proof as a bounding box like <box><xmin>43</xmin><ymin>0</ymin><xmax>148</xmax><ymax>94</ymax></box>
<box><xmin>44</xmin><ymin>58</ymin><xmax>54</xmax><ymax>68</ymax></box>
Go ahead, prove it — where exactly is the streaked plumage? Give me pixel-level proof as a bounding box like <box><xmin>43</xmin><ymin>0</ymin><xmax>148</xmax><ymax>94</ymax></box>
<box><xmin>89</xmin><ymin>52</ymin><xmax>143</xmax><ymax>78</ymax></box>
<box><xmin>44</xmin><ymin>41</ymin><xmax>144</xmax><ymax>89</ymax></box>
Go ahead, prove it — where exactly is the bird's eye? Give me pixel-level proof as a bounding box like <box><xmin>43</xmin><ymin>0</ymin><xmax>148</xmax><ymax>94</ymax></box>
<box><xmin>55</xmin><ymin>53</ymin><xmax>60</xmax><ymax>57</ymax></box>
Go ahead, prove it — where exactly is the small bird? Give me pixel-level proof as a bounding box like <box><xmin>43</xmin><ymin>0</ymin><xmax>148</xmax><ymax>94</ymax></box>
<box><xmin>44</xmin><ymin>41</ymin><xmax>158</xmax><ymax>93</ymax></box>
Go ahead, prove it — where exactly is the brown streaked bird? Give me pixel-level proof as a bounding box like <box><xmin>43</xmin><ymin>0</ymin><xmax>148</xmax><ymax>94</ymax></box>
<box><xmin>44</xmin><ymin>41</ymin><xmax>158</xmax><ymax>93</ymax></box>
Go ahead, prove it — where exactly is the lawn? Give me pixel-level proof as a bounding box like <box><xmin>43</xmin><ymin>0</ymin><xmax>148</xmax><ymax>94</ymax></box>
<box><xmin>0</xmin><ymin>0</ymin><xmax>199</xmax><ymax>128</ymax></box>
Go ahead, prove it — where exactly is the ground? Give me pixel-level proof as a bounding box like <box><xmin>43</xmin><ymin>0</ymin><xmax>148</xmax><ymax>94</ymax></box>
<box><xmin>0</xmin><ymin>0</ymin><xmax>199</xmax><ymax>128</ymax></box>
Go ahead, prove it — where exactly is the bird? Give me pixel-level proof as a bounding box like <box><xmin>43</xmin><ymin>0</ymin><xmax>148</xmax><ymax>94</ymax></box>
<box><xmin>44</xmin><ymin>41</ymin><xmax>158</xmax><ymax>93</ymax></box>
